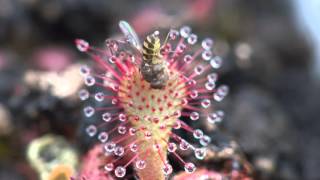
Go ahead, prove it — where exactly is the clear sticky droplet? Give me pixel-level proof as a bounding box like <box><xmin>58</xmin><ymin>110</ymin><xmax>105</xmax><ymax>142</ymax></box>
<box><xmin>114</xmin><ymin>166</ymin><xmax>126</xmax><ymax>178</ymax></box>
<box><xmin>180</xmin><ymin>26</ymin><xmax>191</xmax><ymax>38</ymax></box>
<box><xmin>98</xmin><ymin>132</ymin><xmax>108</xmax><ymax>143</ymax></box>
<box><xmin>86</xmin><ymin>125</ymin><xmax>97</xmax><ymax>137</ymax></box>
<box><xmin>76</xmin><ymin>39</ymin><xmax>89</xmax><ymax>52</ymax></box>
<box><xmin>179</xmin><ymin>140</ymin><xmax>190</xmax><ymax>151</ymax></box>
<box><xmin>129</xmin><ymin>127</ymin><xmax>137</xmax><ymax>136</ymax></box>
<box><xmin>194</xmin><ymin>148</ymin><xmax>207</xmax><ymax>160</ymax></box>
<box><xmin>94</xmin><ymin>92</ymin><xmax>104</xmax><ymax>102</ymax></box>
<box><xmin>163</xmin><ymin>163</ymin><xmax>173</xmax><ymax>175</ymax></box>
<box><xmin>84</xmin><ymin>76</ymin><xmax>95</xmax><ymax>87</ymax></box>
<box><xmin>213</xmin><ymin>85</ymin><xmax>229</xmax><ymax>102</ymax></box>
<box><xmin>201</xmin><ymin>99</ymin><xmax>211</xmax><ymax>108</ymax></box>
<box><xmin>167</xmin><ymin>142</ymin><xmax>177</xmax><ymax>152</ymax></box>
<box><xmin>169</xmin><ymin>30</ymin><xmax>179</xmax><ymax>40</ymax></box>
<box><xmin>194</xmin><ymin>65</ymin><xmax>204</xmax><ymax>75</ymax></box>
<box><xmin>190</xmin><ymin>112</ymin><xmax>200</xmax><ymax>121</ymax></box>
<box><xmin>193</xmin><ymin>129</ymin><xmax>204</xmax><ymax>139</ymax></box>
<box><xmin>205</xmin><ymin>82</ymin><xmax>215</xmax><ymax>91</ymax></box>
<box><xmin>104</xmin><ymin>142</ymin><xmax>116</xmax><ymax>153</ymax></box>
<box><xmin>187</xmin><ymin>33</ymin><xmax>198</xmax><ymax>45</ymax></box>
<box><xmin>208</xmin><ymin>110</ymin><xmax>225</xmax><ymax>124</ymax></box>
<box><xmin>104</xmin><ymin>163</ymin><xmax>114</xmax><ymax>172</ymax></box>
<box><xmin>184</xmin><ymin>162</ymin><xmax>196</xmax><ymax>173</ymax></box>
<box><xmin>118</xmin><ymin>113</ymin><xmax>127</xmax><ymax>122</ymax></box>
<box><xmin>83</xmin><ymin>106</ymin><xmax>95</xmax><ymax>117</ymax></box>
<box><xmin>135</xmin><ymin>160</ymin><xmax>146</xmax><ymax>169</ymax></box>
<box><xmin>210</xmin><ymin>56</ymin><xmax>223</xmax><ymax>69</ymax></box>
<box><xmin>130</xmin><ymin>143</ymin><xmax>138</xmax><ymax>152</ymax></box>
<box><xmin>79</xmin><ymin>65</ymin><xmax>90</xmax><ymax>77</ymax></box>
<box><xmin>183</xmin><ymin>54</ymin><xmax>193</xmax><ymax>64</ymax></box>
<box><xmin>114</xmin><ymin>146</ymin><xmax>125</xmax><ymax>156</ymax></box>
<box><xmin>202</xmin><ymin>38</ymin><xmax>214</xmax><ymax>50</ymax></box>
<box><xmin>200</xmin><ymin>135</ymin><xmax>211</xmax><ymax>146</ymax></box>
<box><xmin>102</xmin><ymin>112</ymin><xmax>112</xmax><ymax>122</ymax></box>
<box><xmin>78</xmin><ymin>89</ymin><xmax>89</xmax><ymax>101</ymax></box>
<box><xmin>202</xmin><ymin>50</ymin><xmax>212</xmax><ymax>61</ymax></box>
<box><xmin>118</xmin><ymin>125</ymin><xmax>127</xmax><ymax>134</ymax></box>
<box><xmin>207</xmin><ymin>73</ymin><xmax>218</xmax><ymax>83</ymax></box>
<box><xmin>190</xmin><ymin>90</ymin><xmax>198</xmax><ymax>99</ymax></box>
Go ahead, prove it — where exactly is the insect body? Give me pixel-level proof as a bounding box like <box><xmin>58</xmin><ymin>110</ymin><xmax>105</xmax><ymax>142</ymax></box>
<box><xmin>118</xmin><ymin>21</ymin><xmax>169</xmax><ymax>89</ymax></box>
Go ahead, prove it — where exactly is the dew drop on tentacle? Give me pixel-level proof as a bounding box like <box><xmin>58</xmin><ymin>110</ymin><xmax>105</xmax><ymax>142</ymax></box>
<box><xmin>102</xmin><ymin>112</ymin><xmax>112</xmax><ymax>122</ymax></box>
<box><xmin>190</xmin><ymin>112</ymin><xmax>200</xmax><ymax>121</ymax></box>
<box><xmin>169</xmin><ymin>30</ymin><xmax>179</xmax><ymax>40</ymax></box>
<box><xmin>84</xmin><ymin>75</ymin><xmax>95</xmax><ymax>87</ymax></box>
<box><xmin>114</xmin><ymin>146</ymin><xmax>125</xmax><ymax>156</ymax></box>
<box><xmin>207</xmin><ymin>73</ymin><xmax>218</xmax><ymax>83</ymax></box>
<box><xmin>94</xmin><ymin>92</ymin><xmax>104</xmax><ymax>102</ymax></box>
<box><xmin>79</xmin><ymin>65</ymin><xmax>90</xmax><ymax>77</ymax></box>
<box><xmin>167</xmin><ymin>142</ymin><xmax>177</xmax><ymax>152</ymax></box>
<box><xmin>193</xmin><ymin>129</ymin><xmax>204</xmax><ymax>139</ymax></box>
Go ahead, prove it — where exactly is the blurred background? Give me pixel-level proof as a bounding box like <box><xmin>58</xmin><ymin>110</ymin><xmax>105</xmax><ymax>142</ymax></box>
<box><xmin>0</xmin><ymin>0</ymin><xmax>319</xmax><ymax>179</ymax></box>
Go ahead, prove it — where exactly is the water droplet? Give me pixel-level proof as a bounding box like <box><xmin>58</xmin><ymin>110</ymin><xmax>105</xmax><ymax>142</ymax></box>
<box><xmin>184</xmin><ymin>162</ymin><xmax>196</xmax><ymax>173</ymax></box>
<box><xmin>200</xmin><ymin>135</ymin><xmax>211</xmax><ymax>146</ymax></box>
<box><xmin>202</xmin><ymin>50</ymin><xmax>212</xmax><ymax>61</ymax></box>
<box><xmin>213</xmin><ymin>85</ymin><xmax>229</xmax><ymax>102</ymax></box>
<box><xmin>79</xmin><ymin>65</ymin><xmax>90</xmax><ymax>77</ymax></box>
<box><xmin>94</xmin><ymin>92</ymin><xmax>104</xmax><ymax>102</ymax></box>
<box><xmin>187</xmin><ymin>33</ymin><xmax>198</xmax><ymax>45</ymax></box>
<box><xmin>114</xmin><ymin>146</ymin><xmax>125</xmax><ymax>156</ymax></box>
<box><xmin>201</xmin><ymin>99</ymin><xmax>211</xmax><ymax>108</ymax></box>
<box><xmin>169</xmin><ymin>30</ymin><xmax>179</xmax><ymax>40</ymax></box>
<box><xmin>83</xmin><ymin>106</ymin><xmax>95</xmax><ymax>117</ymax></box>
<box><xmin>98</xmin><ymin>132</ymin><xmax>109</xmax><ymax>143</ymax></box>
<box><xmin>180</xmin><ymin>140</ymin><xmax>190</xmax><ymax>150</ymax></box>
<box><xmin>202</xmin><ymin>38</ymin><xmax>214</xmax><ymax>50</ymax></box>
<box><xmin>207</xmin><ymin>73</ymin><xmax>218</xmax><ymax>83</ymax></box>
<box><xmin>102</xmin><ymin>112</ymin><xmax>112</xmax><ymax>122</ymax></box>
<box><xmin>135</xmin><ymin>160</ymin><xmax>146</xmax><ymax>169</ymax></box>
<box><xmin>84</xmin><ymin>76</ymin><xmax>95</xmax><ymax>86</ymax></box>
<box><xmin>163</xmin><ymin>164</ymin><xmax>173</xmax><ymax>175</ymax></box>
<box><xmin>78</xmin><ymin>89</ymin><xmax>89</xmax><ymax>101</ymax></box>
<box><xmin>210</xmin><ymin>56</ymin><xmax>223</xmax><ymax>69</ymax></box>
<box><xmin>190</xmin><ymin>112</ymin><xmax>200</xmax><ymax>121</ymax></box>
<box><xmin>76</xmin><ymin>39</ymin><xmax>89</xmax><ymax>52</ymax></box>
<box><xmin>109</xmin><ymin>56</ymin><xmax>116</xmax><ymax>64</ymax></box>
<box><xmin>167</xmin><ymin>142</ymin><xmax>177</xmax><ymax>152</ymax></box>
<box><xmin>104</xmin><ymin>142</ymin><xmax>116</xmax><ymax>153</ymax></box>
<box><xmin>118</xmin><ymin>125</ymin><xmax>127</xmax><ymax>134</ymax></box>
<box><xmin>180</xmin><ymin>26</ymin><xmax>191</xmax><ymax>38</ymax></box>
<box><xmin>86</xmin><ymin>125</ymin><xmax>97</xmax><ymax>137</ymax></box>
<box><xmin>194</xmin><ymin>65</ymin><xmax>204</xmax><ymax>75</ymax></box>
<box><xmin>193</xmin><ymin>129</ymin><xmax>204</xmax><ymax>139</ymax></box>
<box><xmin>111</xmin><ymin>98</ymin><xmax>118</xmax><ymax>104</ymax></box>
<box><xmin>114</xmin><ymin>166</ymin><xmax>126</xmax><ymax>178</ymax></box>
<box><xmin>104</xmin><ymin>163</ymin><xmax>114</xmax><ymax>172</ymax></box>
<box><xmin>194</xmin><ymin>148</ymin><xmax>207</xmax><ymax>160</ymax></box>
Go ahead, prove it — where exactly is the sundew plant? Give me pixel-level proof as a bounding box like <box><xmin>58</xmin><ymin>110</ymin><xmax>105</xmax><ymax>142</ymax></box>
<box><xmin>76</xmin><ymin>20</ymin><xmax>228</xmax><ymax>179</ymax></box>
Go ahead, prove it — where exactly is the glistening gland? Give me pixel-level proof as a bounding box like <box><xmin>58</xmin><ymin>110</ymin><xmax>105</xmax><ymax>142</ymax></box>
<box><xmin>76</xmin><ymin>21</ymin><xmax>228</xmax><ymax>179</ymax></box>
